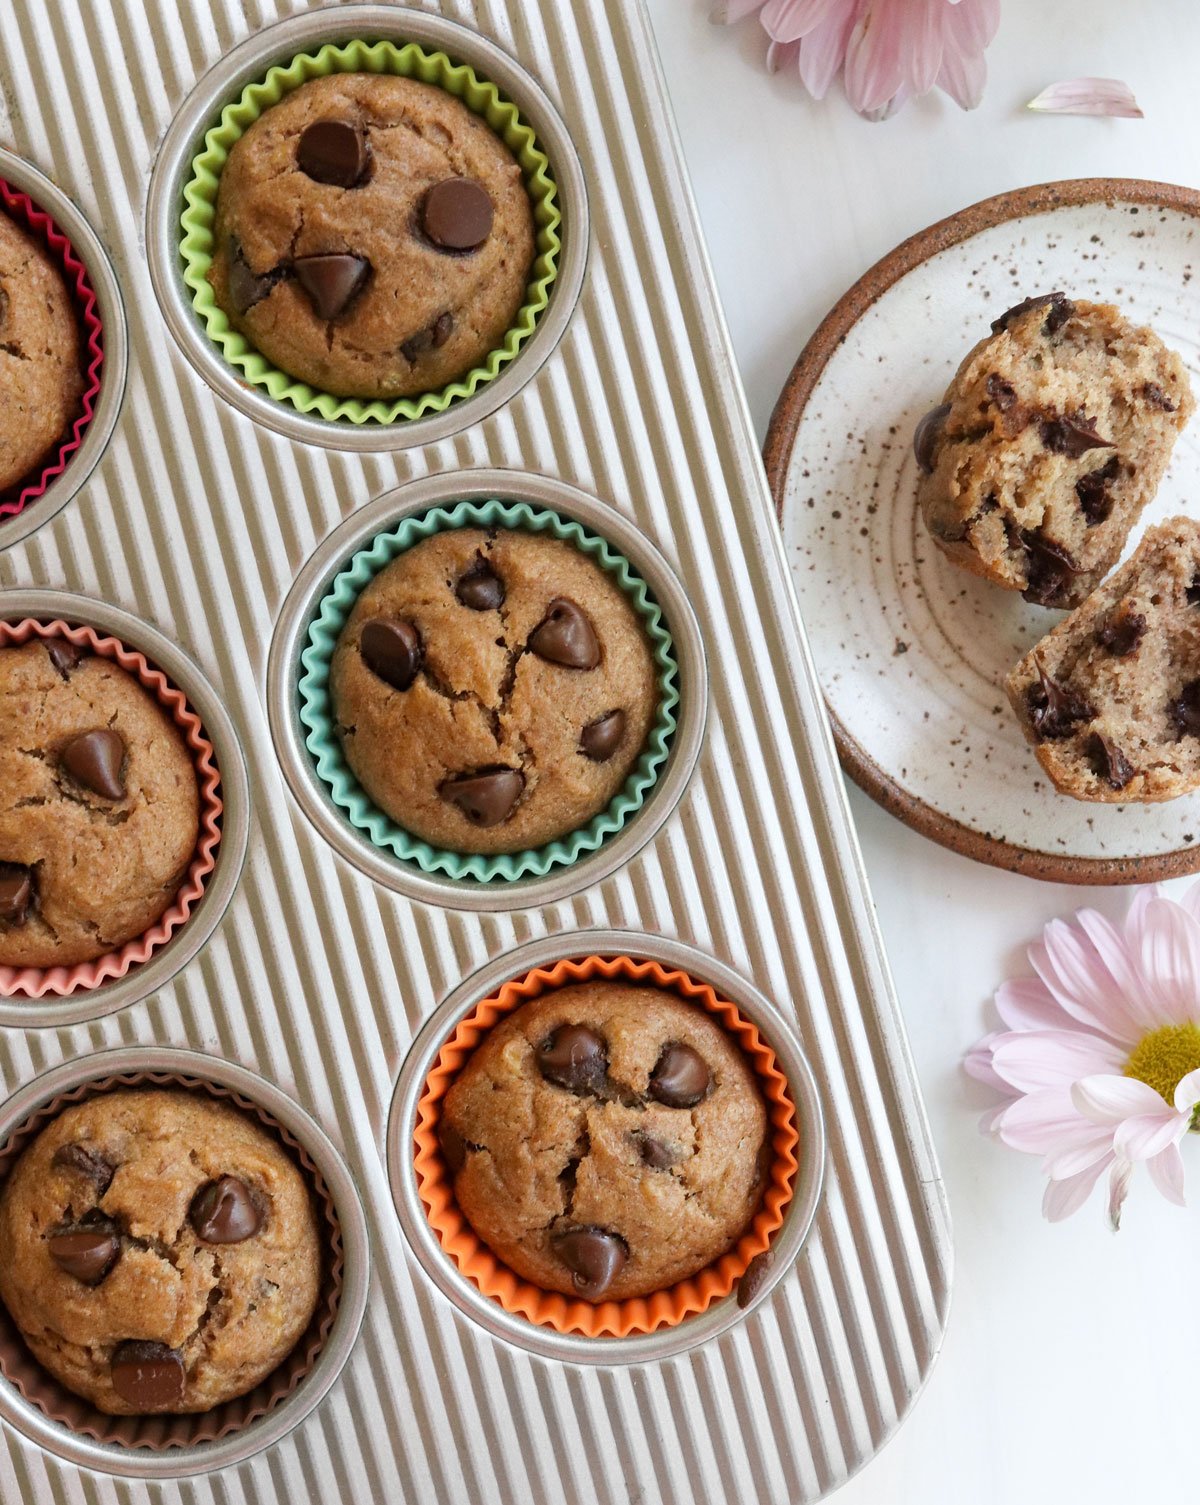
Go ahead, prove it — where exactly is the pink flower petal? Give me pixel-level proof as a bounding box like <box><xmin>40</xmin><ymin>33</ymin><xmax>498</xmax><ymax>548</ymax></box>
<box><xmin>936</xmin><ymin>41</ymin><xmax>987</xmax><ymax>109</ymax></box>
<box><xmin>999</xmin><ymin>1088</ymin><xmax>1091</xmax><ymax>1154</ymax></box>
<box><xmin>943</xmin><ymin>0</ymin><xmax>1001</xmax><ymax>53</ymax></box>
<box><xmin>761</xmin><ymin>0</ymin><xmax>843</xmax><ymax>43</ymax></box>
<box><xmin>990</xmin><ymin>1030</ymin><xmax>1124</xmax><ymax>1093</ymax></box>
<box><xmin>1113</xmin><ymin>1110</ymin><xmax>1187</xmax><ymax>1162</ymax></box>
<box><xmin>979</xmin><ymin>1101</ymin><xmax>1010</xmax><ymax>1136</ymax></box>
<box><xmin>963</xmin><ymin>1033</ymin><xmax>1008</xmax><ymax>1091</ymax></box>
<box><xmin>1072</xmin><ymin>1074</ymin><xmax>1165</xmax><ymax>1125</ymax></box>
<box><xmin>994</xmin><ymin>976</ymin><xmax>1072</xmax><ymax>1033</ymax></box>
<box><xmin>1108</xmin><ymin>1158</ymin><xmax>1133</xmax><ymax>1229</ymax></box>
<box><xmin>844</xmin><ymin>2</ymin><xmax>909</xmax><ymax>115</ymax></box>
<box><xmin>1148</xmin><ymin>1143</ymin><xmax>1186</xmax><ymax>1206</ymax></box>
<box><xmin>766</xmin><ymin>37</ymin><xmax>802</xmax><ymax>72</ymax></box>
<box><xmin>796</xmin><ymin>1</ymin><xmax>861</xmax><ymax>97</ymax></box>
<box><xmin>903</xmin><ymin>0</ymin><xmax>944</xmax><ymax>96</ymax></box>
<box><xmin>1042</xmin><ymin>1154</ymin><xmax>1111</xmax><ymax>1222</ymax></box>
<box><xmin>1043</xmin><ymin>1128</ymin><xmax>1120</xmax><ymax>1180</ymax></box>
<box><xmin>1136</xmin><ymin>898</ymin><xmax>1200</xmax><ymax>1022</ymax></box>
<box><xmin>1029</xmin><ymin>925</ymin><xmax>1140</xmax><ymax>1045</ymax></box>
<box><xmin>1074</xmin><ymin>908</ymin><xmax>1164</xmax><ymax>1034</ymax></box>
<box><xmin>1182</xmin><ymin>877</ymin><xmax>1200</xmax><ymax>927</ymax></box>
<box><xmin>1028</xmin><ymin>78</ymin><xmax>1144</xmax><ymax>118</ymax></box>
<box><xmin>1175</xmin><ymin>1066</ymin><xmax>1200</xmax><ymax>1113</ymax></box>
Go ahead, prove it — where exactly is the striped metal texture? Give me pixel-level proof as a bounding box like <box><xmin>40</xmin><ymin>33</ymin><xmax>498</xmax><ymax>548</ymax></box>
<box><xmin>0</xmin><ymin>1</ymin><xmax>951</xmax><ymax>1501</ymax></box>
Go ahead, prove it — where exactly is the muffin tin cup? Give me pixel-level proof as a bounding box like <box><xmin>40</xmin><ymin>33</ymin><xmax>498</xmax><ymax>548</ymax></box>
<box><xmin>0</xmin><ymin>150</ymin><xmax>127</xmax><ymax>550</ymax></box>
<box><xmin>147</xmin><ymin>5</ymin><xmax>588</xmax><ymax>452</ymax></box>
<box><xmin>0</xmin><ymin>1047</ymin><xmax>369</xmax><ymax>1478</ymax></box>
<box><xmin>386</xmin><ymin>931</ymin><xmax>826</xmax><ymax>1367</ymax></box>
<box><xmin>0</xmin><ymin>593</ymin><xmax>249</xmax><ymax>1027</ymax></box>
<box><xmin>267</xmin><ymin>471</ymin><xmax>707</xmax><ymax>911</ymax></box>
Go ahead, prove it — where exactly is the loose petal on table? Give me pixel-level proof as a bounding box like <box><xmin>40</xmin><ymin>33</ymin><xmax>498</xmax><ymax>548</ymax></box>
<box><xmin>1027</xmin><ymin>78</ymin><xmax>1143</xmax><ymax>118</ymax></box>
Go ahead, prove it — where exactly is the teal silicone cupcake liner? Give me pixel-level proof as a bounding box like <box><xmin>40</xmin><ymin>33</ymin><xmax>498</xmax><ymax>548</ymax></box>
<box><xmin>178</xmin><ymin>39</ymin><xmax>562</xmax><ymax>425</ymax></box>
<box><xmin>298</xmin><ymin>501</ymin><xmax>680</xmax><ymax>882</ymax></box>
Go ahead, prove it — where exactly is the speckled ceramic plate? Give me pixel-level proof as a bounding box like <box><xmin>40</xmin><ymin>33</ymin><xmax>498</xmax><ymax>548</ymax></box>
<box><xmin>766</xmin><ymin>179</ymin><xmax>1200</xmax><ymax>885</ymax></box>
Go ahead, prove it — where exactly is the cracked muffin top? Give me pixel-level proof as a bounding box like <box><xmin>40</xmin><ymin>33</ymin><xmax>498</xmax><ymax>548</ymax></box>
<box><xmin>0</xmin><ymin>210</ymin><xmax>84</xmax><ymax>494</ymax></box>
<box><xmin>0</xmin><ymin>1090</ymin><xmax>322</xmax><ymax>1415</ymax></box>
<box><xmin>208</xmin><ymin>72</ymin><xmax>536</xmax><ymax>401</ymax></box>
<box><xmin>440</xmin><ymin>983</ymin><xmax>769</xmax><ymax>1302</ymax></box>
<box><xmin>329</xmin><ymin>528</ymin><xmax>659</xmax><ymax>855</ymax></box>
<box><xmin>0</xmin><ymin>638</ymin><xmax>200</xmax><ymax>969</ymax></box>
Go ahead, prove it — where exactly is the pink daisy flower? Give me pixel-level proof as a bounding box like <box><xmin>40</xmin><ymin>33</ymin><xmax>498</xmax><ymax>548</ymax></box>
<box><xmin>713</xmin><ymin>0</ymin><xmax>1002</xmax><ymax>118</ymax></box>
<box><xmin>968</xmin><ymin>886</ymin><xmax>1200</xmax><ymax>1228</ymax></box>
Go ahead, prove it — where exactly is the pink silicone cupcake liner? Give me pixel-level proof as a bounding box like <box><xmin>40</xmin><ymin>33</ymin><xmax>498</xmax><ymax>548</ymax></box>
<box><xmin>0</xmin><ymin>178</ymin><xmax>105</xmax><ymax>520</ymax></box>
<box><xmin>0</xmin><ymin>619</ymin><xmax>223</xmax><ymax>998</ymax></box>
<box><xmin>0</xmin><ymin>1068</ymin><xmax>344</xmax><ymax>1451</ymax></box>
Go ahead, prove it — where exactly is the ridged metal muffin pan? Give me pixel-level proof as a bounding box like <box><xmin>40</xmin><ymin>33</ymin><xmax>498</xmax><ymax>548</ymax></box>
<box><xmin>0</xmin><ymin>1</ymin><xmax>951</xmax><ymax>1501</ymax></box>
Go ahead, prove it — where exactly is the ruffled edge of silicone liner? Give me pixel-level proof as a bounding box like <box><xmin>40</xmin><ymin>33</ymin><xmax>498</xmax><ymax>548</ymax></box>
<box><xmin>297</xmin><ymin>500</ymin><xmax>680</xmax><ymax>883</ymax></box>
<box><xmin>0</xmin><ymin>1069</ymin><xmax>344</xmax><ymax>1450</ymax></box>
<box><xmin>0</xmin><ymin>621</ymin><xmax>223</xmax><ymax>998</ymax></box>
<box><xmin>0</xmin><ymin>178</ymin><xmax>104</xmax><ymax>520</ymax></box>
<box><xmin>178</xmin><ymin>38</ymin><xmax>562</xmax><ymax>425</ymax></box>
<box><xmin>413</xmin><ymin>955</ymin><xmax>799</xmax><ymax>1338</ymax></box>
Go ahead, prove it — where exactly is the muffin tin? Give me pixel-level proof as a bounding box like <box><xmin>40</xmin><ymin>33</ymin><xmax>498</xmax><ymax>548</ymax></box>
<box><xmin>0</xmin><ymin>3</ymin><xmax>951</xmax><ymax>1503</ymax></box>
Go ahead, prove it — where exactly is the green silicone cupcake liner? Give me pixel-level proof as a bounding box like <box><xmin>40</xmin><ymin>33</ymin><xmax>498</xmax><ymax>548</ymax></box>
<box><xmin>298</xmin><ymin>501</ymin><xmax>680</xmax><ymax>883</ymax></box>
<box><xmin>179</xmin><ymin>39</ymin><xmax>561</xmax><ymax>425</ymax></box>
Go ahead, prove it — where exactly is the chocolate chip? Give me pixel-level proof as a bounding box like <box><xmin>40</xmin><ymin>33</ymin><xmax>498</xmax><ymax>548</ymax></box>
<box><xmin>227</xmin><ymin>239</ymin><xmax>283</xmax><ymax>315</ymax></box>
<box><xmin>189</xmin><ymin>1176</ymin><xmax>262</xmax><ymax>1243</ymax></box>
<box><xmin>455</xmin><ymin>557</ymin><xmax>505</xmax><ymax>611</ymax></box>
<box><xmin>439</xmin><ymin>767</ymin><xmax>525</xmax><ymax>826</ymax></box>
<box><xmin>60</xmin><ymin>729</ymin><xmax>126</xmax><ymax>800</ymax></box>
<box><xmin>51</xmin><ymin>1142</ymin><xmax>115</xmax><ymax>1194</ymax></box>
<box><xmin>432</xmin><ymin>311</ymin><xmax>454</xmax><ymax>347</ymax></box>
<box><xmin>538</xmin><ymin>1024</ymin><xmax>608</xmax><ymax>1094</ymax></box>
<box><xmin>439</xmin><ymin>1122</ymin><xmax>468</xmax><ymax>1176</ymax></box>
<box><xmin>529</xmin><ymin>599</ymin><xmax>601</xmax><ymax>669</ymax></box>
<box><xmin>551</xmin><ymin>1226</ymin><xmax>628</xmax><ymax>1300</ymax></box>
<box><xmin>422</xmin><ymin>178</ymin><xmax>494</xmax><ymax>251</ymax></box>
<box><xmin>0</xmin><ymin>863</ymin><xmax>34</xmax><ymax>926</ymax></box>
<box><xmin>1020</xmin><ymin>531</ymin><xmax>1081</xmax><ymax>608</ymax></box>
<box><xmin>360</xmin><ymin>618</ymin><xmax>422</xmax><ymax>691</ymax></box>
<box><xmin>737</xmin><ymin>1250</ymin><xmax>774</xmax><ymax>1309</ymax></box>
<box><xmin>296</xmin><ymin>119</ymin><xmax>370</xmax><ymax>187</ymax></box>
<box><xmin>1039</xmin><ymin>412</ymin><xmax>1113</xmax><ymax>458</ymax></box>
<box><xmin>1187</xmin><ymin>577</ymin><xmax>1200</xmax><ymax>608</ymax></box>
<box><xmin>0</xmin><ymin>283</ymin><xmax>7</xmax><ymax>327</ymax></box>
<box><xmin>46</xmin><ymin>639</ymin><xmax>84</xmax><ymax>676</ymax></box>
<box><xmin>1170</xmin><ymin>681</ymin><xmax>1200</xmax><ymax>738</ymax></box>
<box><xmin>48</xmin><ymin>1217</ymin><xmax>120</xmax><ymax>1285</ymax></box>
<box><xmin>1089</xmin><ymin>733</ymin><xmax>1135</xmax><ymax>791</ymax></box>
<box><xmin>399</xmin><ymin>326</ymin><xmax>435</xmax><ymax>362</ymax></box>
<box><xmin>649</xmin><ymin>1042</ymin><xmax>710</xmax><ymax>1107</ymax></box>
<box><xmin>580</xmin><ymin>709</ymin><xmax>626</xmax><ymax>762</ymax></box>
<box><xmin>1097</xmin><ymin>606</ymin><xmax>1146</xmax><ymax>657</ymax></box>
<box><xmin>1026</xmin><ymin>658</ymin><xmax>1095</xmax><ymax>741</ymax></box>
<box><xmin>990</xmin><ymin>291</ymin><xmax>1074</xmax><ymax>335</ymax></box>
<box><xmin>295</xmin><ymin>253</ymin><xmax>370</xmax><ymax>320</ymax></box>
<box><xmin>913</xmin><ymin>402</ymin><xmax>951</xmax><ymax>473</ymax></box>
<box><xmin>1076</xmin><ymin>455</ymin><xmax>1120</xmax><ymax>526</ymax></box>
<box><xmin>110</xmin><ymin>1340</ymin><xmax>185</xmax><ymax>1410</ymax></box>
<box><xmin>985</xmin><ymin>373</ymin><xmax>1019</xmax><ymax>412</ymax></box>
<box><xmin>1143</xmin><ymin>381</ymin><xmax>1178</xmax><ymax>412</ymax></box>
<box><xmin>632</xmin><ymin>1130</ymin><xmax>679</xmax><ymax>1169</ymax></box>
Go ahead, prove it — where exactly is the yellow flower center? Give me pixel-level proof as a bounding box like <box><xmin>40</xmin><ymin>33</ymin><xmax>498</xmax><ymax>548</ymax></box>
<box><xmin>1124</xmin><ymin>1023</ymin><xmax>1200</xmax><ymax>1104</ymax></box>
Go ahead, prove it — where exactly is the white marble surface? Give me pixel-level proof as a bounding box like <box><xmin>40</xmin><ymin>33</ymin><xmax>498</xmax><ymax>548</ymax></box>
<box><xmin>647</xmin><ymin>3</ymin><xmax>1199</xmax><ymax>1500</ymax></box>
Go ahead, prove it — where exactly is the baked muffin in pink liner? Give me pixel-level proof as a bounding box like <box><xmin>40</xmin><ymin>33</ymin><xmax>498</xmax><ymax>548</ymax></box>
<box><xmin>0</xmin><ymin>178</ymin><xmax>104</xmax><ymax>520</ymax></box>
<box><xmin>0</xmin><ymin>619</ymin><xmax>223</xmax><ymax>999</ymax></box>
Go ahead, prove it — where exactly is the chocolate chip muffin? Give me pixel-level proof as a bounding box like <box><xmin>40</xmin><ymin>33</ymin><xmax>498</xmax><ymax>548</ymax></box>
<box><xmin>0</xmin><ymin>210</ymin><xmax>83</xmax><ymax>494</ymax></box>
<box><xmin>0</xmin><ymin>1089</ymin><xmax>321</xmax><ymax>1415</ymax></box>
<box><xmin>329</xmin><ymin>528</ymin><xmax>659</xmax><ymax>855</ymax></box>
<box><xmin>916</xmin><ymin>293</ymin><xmax>1194</xmax><ymax>607</ymax></box>
<box><xmin>0</xmin><ymin>638</ymin><xmax>200</xmax><ymax>968</ymax></box>
<box><xmin>1007</xmin><ymin>517</ymin><xmax>1200</xmax><ymax>802</ymax></box>
<box><xmin>209</xmin><ymin>72</ymin><xmax>536</xmax><ymax>400</ymax></box>
<box><xmin>440</xmin><ymin>983</ymin><xmax>769</xmax><ymax>1302</ymax></box>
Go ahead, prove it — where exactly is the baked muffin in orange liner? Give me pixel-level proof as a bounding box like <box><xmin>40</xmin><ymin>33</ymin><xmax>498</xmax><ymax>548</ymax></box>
<box><xmin>413</xmin><ymin>954</ymin><xmax>799</xmax><ymax>1338</ymax></box>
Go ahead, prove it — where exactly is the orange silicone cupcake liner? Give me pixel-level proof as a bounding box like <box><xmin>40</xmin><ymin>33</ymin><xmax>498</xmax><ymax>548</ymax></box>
<box><xmin>0</xmin><ymin>1068</ymin><xmax>344</xmax><ymax>1450</ymax></box>
<box><xmin>0</xmin><ymin>619</ymin><xmax>223</xmax><ymax>999</ymax></box>
<box><xmin>414</xmin><ymin>954</ymin><xmax>799</xmax><ymax>1338</ymax></box>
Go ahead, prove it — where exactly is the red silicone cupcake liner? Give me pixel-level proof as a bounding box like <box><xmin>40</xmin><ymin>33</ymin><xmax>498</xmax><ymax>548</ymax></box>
<box><xmin>0</xmin><ymin>620</ymin><xmax>223</xmax><ymax>998</ymax></box>
<box><xmin>0</xmin><ymin>1069</ymin><xmax>344</xmax><ymax>1450</ymax></box>
<box><xmin>414</xmin><ymin>954</ymin><xmax>800</xmax><ymax>1338</ymax></box>
<box><xmin>0</xmin><ymin>177</ymin><xmax>104</xmax><ymax>520</ymax></box>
